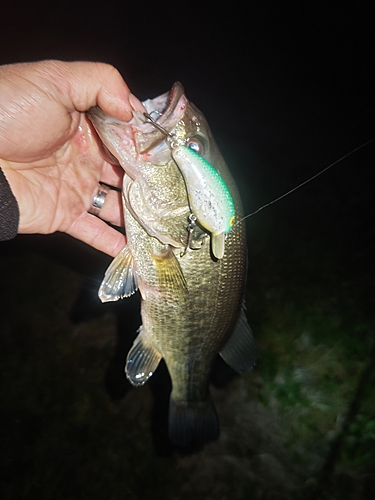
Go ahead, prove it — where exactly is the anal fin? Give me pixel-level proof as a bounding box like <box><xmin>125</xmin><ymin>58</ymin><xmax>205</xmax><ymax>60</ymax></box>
<box><xmin>219</xmin><ymin>306</ymin><xmax>256</xmax><ymax>372</ymax></box>
<box><xmin>126</xmin><ymin>327</ymin><xmax>162</xmax><ymax>386</ymax></box>
<box><xmin>99</xmin><ymin>245</ymin><xmax>138</xmax><ymax>302</ymax></box>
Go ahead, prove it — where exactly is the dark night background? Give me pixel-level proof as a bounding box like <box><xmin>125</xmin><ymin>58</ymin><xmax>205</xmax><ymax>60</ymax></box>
<box><xmin>1</xmin><ymin>2</ymin><xmax>375</xmax><ymax>499</ymax></box>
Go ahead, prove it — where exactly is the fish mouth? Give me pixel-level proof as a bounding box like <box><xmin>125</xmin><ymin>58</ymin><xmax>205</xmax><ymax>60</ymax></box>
<box><xmin>133</xmin><ymin>82</ymin><xmax>188</xmax><ymax>154</ymax></box>
<box><xmin>87</xmin><ymin>83</ymin><xmax>189</xmax><ymax>172</ymax></box>
<box><xmin>142</xmin><ymin>82</ymin><xmax>187</xmax><ymax>127</ymax></box>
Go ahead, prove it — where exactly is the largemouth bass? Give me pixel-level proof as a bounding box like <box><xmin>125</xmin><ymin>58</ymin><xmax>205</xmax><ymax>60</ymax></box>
<box><xmin>87</xmin><ymin>83</ymin><xmax>256</xmax><ymax>447</ymax></box>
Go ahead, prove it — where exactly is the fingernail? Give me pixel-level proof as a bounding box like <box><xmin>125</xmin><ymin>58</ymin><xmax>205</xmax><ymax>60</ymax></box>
<box><xmin>129</xmin><ymin>93</ymin><xmax>146</xmax><ymax>112</ymax></box>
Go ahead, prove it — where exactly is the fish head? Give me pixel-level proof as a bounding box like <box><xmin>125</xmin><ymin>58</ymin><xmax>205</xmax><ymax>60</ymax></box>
<box><xmin>87</xmin><ymin>83</ymin><xmax>188</xmax><ymax>177</ymax></box>
<box><xmin>88</xmin><ymin>83</ymin><xmax>240</xmax><ymax>254</ymax></box>
<box><xmin>87</xmin><ymin>82</ymin><xmax>227</xmax><ymax>181</ymax></box>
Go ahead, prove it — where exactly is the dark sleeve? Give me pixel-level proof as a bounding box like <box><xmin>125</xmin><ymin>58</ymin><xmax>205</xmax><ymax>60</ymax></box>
<box><xmin>0</xmin><ymin>167</ymin><xmax>20</xmax><ymax>241</ymax></box>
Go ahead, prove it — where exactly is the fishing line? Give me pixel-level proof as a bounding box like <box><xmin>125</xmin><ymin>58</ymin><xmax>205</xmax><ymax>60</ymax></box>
<box><xmin>236</xmin><ymin>137</ymin><xmax>375</xmax><ymax>225</ymax></box>
<box><xmin>144</xmin><ymin>111</ymin><xmax>373</xmax><ymax>228</ymax></box>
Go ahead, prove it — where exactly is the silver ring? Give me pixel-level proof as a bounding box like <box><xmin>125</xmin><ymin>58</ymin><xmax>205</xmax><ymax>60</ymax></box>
<box><xmin>90</xmin><ymin>184</ymin><xmax>109</xmax><ymax>216</ymax></box>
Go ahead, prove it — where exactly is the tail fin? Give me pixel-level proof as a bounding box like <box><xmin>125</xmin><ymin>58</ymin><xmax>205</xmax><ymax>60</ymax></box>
<box><xmin>168</xmin><ymin>397</ymin><xmax>220</xmax><ymax>447</ymax></box>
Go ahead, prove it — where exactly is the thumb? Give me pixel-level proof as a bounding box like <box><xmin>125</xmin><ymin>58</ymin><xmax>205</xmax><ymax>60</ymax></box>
<box><xmin>44</xmin><ymin>60</ymin><xmax>139</xmax><ymax>121</ymax></box>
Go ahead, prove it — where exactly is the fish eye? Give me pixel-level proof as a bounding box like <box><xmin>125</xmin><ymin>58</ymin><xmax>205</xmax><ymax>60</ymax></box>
<box><xmin>186</xmin><ymin>137</ymin><xmax>205</xmax><ymax>156</ymax></box>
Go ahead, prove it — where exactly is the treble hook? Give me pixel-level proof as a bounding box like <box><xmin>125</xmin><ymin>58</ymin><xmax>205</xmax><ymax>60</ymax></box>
<box><xmin>180</xmin><ymin>214</ymin><xmax>198</xmax><ymax>257</ymax></box>
<box><xmin>143</xmin><ymin>112</ymin><xmax>184</xmax><ymax>150</ymax></box>
<box><xmin>143</xmin><ymin>113</ymin><xmax>173</xmax><ymax>137</ymax></box>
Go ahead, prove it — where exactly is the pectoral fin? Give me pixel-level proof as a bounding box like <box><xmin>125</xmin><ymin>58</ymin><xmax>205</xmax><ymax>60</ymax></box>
<box><xmin>98</xmin><ymin>245</ymin><xmax>138</xmax><ymax>302</ymax></box>
<box><xmin>219</xmin><ymin>306</ymin><xmax>256</xmax><ymax>372</ymax></box>
<box><xmin>152</xmin><ymin>246</ymin><xmax>188</xmax><ymax>300</ymax></box>
<box><xmin>126</xmin><ymin>327</ymin><xmax>162</xmax><ymax>386</ymax></box>
<box><xmin>211</xmin><ymin>233</ymin><xmax>225</xmax><ymax>260</ymax></box>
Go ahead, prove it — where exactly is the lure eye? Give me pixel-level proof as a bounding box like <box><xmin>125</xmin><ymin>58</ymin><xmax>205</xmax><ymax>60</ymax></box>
<box><xmin>186</xmin><ymin>137</ymin><xmax>205</xmax><ymax>156</ymax></box>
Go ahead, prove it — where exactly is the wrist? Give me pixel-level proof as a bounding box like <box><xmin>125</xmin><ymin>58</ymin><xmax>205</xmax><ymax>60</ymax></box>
<box><xmin>0</xmin><ymin>164</ymin><xmax>20</xmax><ymax>240</ymax></box>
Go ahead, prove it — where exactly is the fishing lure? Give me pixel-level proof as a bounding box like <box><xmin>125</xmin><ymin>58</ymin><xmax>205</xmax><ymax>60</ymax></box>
<box><xmin>143</xmin><ymin>112</ymin><xmax>235</xmax><ymax>259</ymax></box>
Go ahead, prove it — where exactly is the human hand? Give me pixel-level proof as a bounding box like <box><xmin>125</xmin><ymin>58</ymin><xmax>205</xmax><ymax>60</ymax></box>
<box><xmin>0</xmin><ymin>60</ymin><xmax>142</xmax><ymax>256</ymax></box>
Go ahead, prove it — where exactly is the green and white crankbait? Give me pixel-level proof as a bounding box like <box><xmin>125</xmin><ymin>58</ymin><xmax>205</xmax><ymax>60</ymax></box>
<box><xmin>143</xmin><ymin>113</ymin><xmax>235</xmax><ymax>259</ymax></box>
